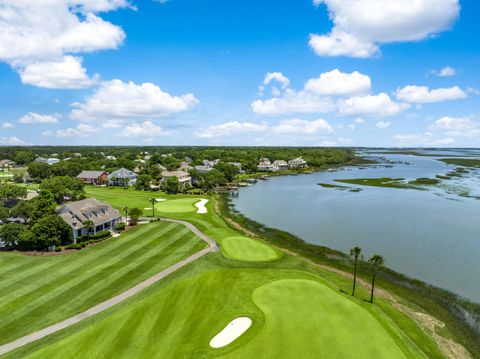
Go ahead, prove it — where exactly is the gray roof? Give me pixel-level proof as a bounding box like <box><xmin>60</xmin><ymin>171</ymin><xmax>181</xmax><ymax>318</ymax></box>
<box><xmin>58</xmin><ymin>198</ymin><xmax>121</xmax><ymax>229</ymax></box>
<box><xmin>107</xmin><ymin>168</ymin><xmax>138</xmax><ymax>180</ymax></box>
<box><xmin>77</xmin><ymin>170</ymin><xmax>107</xmax><ymax>179</ymax></box>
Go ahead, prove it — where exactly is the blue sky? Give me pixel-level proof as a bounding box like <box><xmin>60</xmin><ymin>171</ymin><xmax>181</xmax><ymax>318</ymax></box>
<box><xmin>0</xmin><ymin>0</ymin><xmax>479</xmax><ymax>147</ymax></box>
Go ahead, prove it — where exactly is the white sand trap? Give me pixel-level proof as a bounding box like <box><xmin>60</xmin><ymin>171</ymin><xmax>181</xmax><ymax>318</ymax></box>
<box><xmin>156</xmin><ymin>198</ymin><xmax>167</xmax><ymax>202</ymax></box>
<box><xmin>144</xmin><ymin>207</ymin><xmax>152</xmax><ymax>210</ymax></box>
<box><xmin>209</xmin><ymin>317</ymin><xmax>252</xmax><ymax>348</ymax></box>
<box><xmin>195</xmin><ymin>199</ymin><xmax>209</xmax><ymax>214</ymax></box>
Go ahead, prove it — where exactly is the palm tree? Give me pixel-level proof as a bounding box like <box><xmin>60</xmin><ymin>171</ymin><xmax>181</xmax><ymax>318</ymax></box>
<box><xmin>349</xmin><ymin>246</ymin><xmax>362</xmax><ymax>296</ymax></box>
<box><xmin>368</xmin><ymin>254</ymin><xmax>385</xmax><ymax>303</ymax></box>
<box><xmin>149</xmin><ymin>198</ymin><xmax>157</xmax><ymax>218</ymax></box>
<box><xmin>122</xmin><ymin>206</ymin><xmax>129</xmax><ymax>225</ymax></box>
<box><xmin>83</xmin><ymin>220</ymin><xmax>94</xmax><ymax>241</ymax></box>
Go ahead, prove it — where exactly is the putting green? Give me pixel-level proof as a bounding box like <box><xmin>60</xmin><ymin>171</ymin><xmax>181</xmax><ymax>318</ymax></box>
<box><xmin>155</xmin><ymin>199</ymin><xmax>198</xmax><ymax>213</ymax></box>
<box><xmin>227</xmin><ymin>279</ymin><xmax>409</xmax><ymax>359</ymax></box>
<box><xmin>221</xmin><ymin>236</ymin><xmax>280</xmax><ymax>262</ymax></box>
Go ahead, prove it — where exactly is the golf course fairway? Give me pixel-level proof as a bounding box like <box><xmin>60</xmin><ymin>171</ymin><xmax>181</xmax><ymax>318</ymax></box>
<box><xmin>221</xmin><ymin>235</ymin><xmax>280</xmax><ymax>262</ymax></box>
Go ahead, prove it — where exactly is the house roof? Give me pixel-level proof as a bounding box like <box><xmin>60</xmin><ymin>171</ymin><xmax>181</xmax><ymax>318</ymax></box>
<box><xmin>162</xmin><ymin>170</ymin><xmax>191</xmax><ymax>178</ymax></box>
<box><xmin>77</xmin><ymin>170</ymin><xmax>107</xmax><ymax>179</ymax></box>
<box><xmin>58</xmin><ymin>198</ymin><xmax>120</xmax><ymax>228</ymax></box>
<box><xmin>0</xmin><ymin>159</ymin><xmax>15</xmax><ymax>166</ymax></box>
<box><xmin>107</xmin><ymin>168</ymin><xmax>138</xmax><ymax>179</ymax></box>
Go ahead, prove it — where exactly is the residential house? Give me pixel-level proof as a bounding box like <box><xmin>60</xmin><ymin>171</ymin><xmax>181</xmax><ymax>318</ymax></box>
<box><xmin>228</xmin><ymin>162</ymin><xmax>245</xmax><ymax>174</ymax></box>
<box><xmin>178</xmin><ymin>161</ymin><xmax>193</xmax><ymax>172</ymax></box>
<box><xmin>202</xmin><ymin>159</ymin><xmax>216</xmax><ymax>168</ymax></box>
<box><xmin>105</xmin><ymin>155</ymin><xmax>116</xmax><ymax>161</ymax></box>
<box><xmin>194</xmin><ymin>165</ymin><xmax>213</xmax><ymax>174</ymax></box>
<box><xmin>161</xmin><ymin>170</ymin><xmax>192</xmax><ymax>186</ymax></box>
<box><xmin>58</xmin><ymin>198</ymin><xmax>122</xmax><ymax>242</ymax></box>
<box><xmin>76</xmin><ymin>170</ymin><xmax>109</xmax><ymax>185</ymax></box>
<box><xmin>107</xmin><ymin>168</ymin><xmax>138</xmax><ymax>187</ymax></box>
<box><xmin>272</xmin><ymin>160</ymin><xmax>289</xmax><ymax>171</ymax></box>
<box><xmin>0</xmin><ymin>159</ymin><xmax>16</xmax><ymax>169</ymax></box>
<box><xmin>257</xmin><ymin>158</ymin><xmax>273</xmax><ymax>172</ymax></box>
<box><xmin>288</xmin><ymin>157</ymin><xmax>308</xmax><ymax>169</ymax></box>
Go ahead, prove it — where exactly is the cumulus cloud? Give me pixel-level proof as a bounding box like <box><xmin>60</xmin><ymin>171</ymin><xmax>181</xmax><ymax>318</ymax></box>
<box><xmin>430</xmin><ymin>116</ymin><xmax>480</xmax><ymax>138</ymax></box>
<box><xmin>119</xmin><ymin>121</ymin><xmax>169</xmax><ymax>138</ymax></box>
<box><xmin>0</xmin><ymin>136</ymin><xmax>30</xmax><ymax>145</ymax></box>
<box><xmin>19</xmin><ymin>112</ymin><xmax>59</xmax><ymax>124</ymax></box>
<box><xmin>394</xmin><ymin>133</ymin><xmax>455</xmax><ymax>147</ymax></box>
<box><xmin>0</xmin><ymin>1</ymin><xmax>129</xmax><ymax>88</ymax></box>
<box><xmin>263</xmin><ymin>72</ymin><xmax>290</xmax><ymax>89</ymax></box>
<box><xmin>304</xmin><ymin>69</ymin><xmax>371</xmax><ymax>96</ymax></box>
<box><xmin>438</xmin><ymin>66</ymin><xmax>457</xmax><ymax>77</ymax></box>
<box><xmin>70</xmin><ymin>79</ymin><xmax>199</xmax><ymax>122</ymax></box>
<box><xmin>252</xmin><ymin>90</ymin><xmax>335</xmax><ymax>116</ymax></box>
<box><xmin>376</xmin><ymin>120</ymin><xmax>391</xmax><ymax>129</ymax></box>
<box><xmin>196</xmin><ymin>121</ymin><xmax>268</xmax><ymax>138</ymax></box>
<box><xmin>310</xmin><ymin>0</ymin><xmax>460</xmax><ymax>58</ymax></box>
<box><xmin>272</xmin><ymin>118</ymin><xmax>334</xmax><ymax>135</ymax></box>
<box><xmin>338</xmin><ymin>93</ymin><xmax>409</xmax><ymax>117</ymax></box>
<box><xmin>18</xmin><ymin>56</ymin><xmax>99</xmax><ymax>89</ymax></box>
<box><xmin>2</xmin><ymin>122</ymin><xmax>14</xmax><ymax>129</ymax></box>
<box><xmin>44</xmin><ymin>123</ymin><xmax>98</xmax><ymax>138</ymax></box>
<box><xmin>396</xmin><ymin>85</ymin><xmax>467</xmax><ymax>104</ymax></box>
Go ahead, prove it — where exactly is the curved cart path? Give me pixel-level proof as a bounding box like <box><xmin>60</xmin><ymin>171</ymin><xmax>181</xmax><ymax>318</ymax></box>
<box><xmin>0</xmin><ymin>219</ymin><xmax>218</xmax><ymax>356</ymax></box>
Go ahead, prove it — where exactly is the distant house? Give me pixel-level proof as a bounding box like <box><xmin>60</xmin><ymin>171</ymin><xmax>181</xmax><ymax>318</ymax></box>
<box><xmin>288</xmin><ymin>157</ymin><xmax>308</xmax><ymax>169</ymax></box>
<box><xmin>73</xmin><ymin>153</ymin><xmax>82</xmax><ymax>157</ymax></box>
<box><xmin>194</xmin><ymin>165</ymin><xmax>213</xmax><ymax>174</ymax></box>
<box><xmin>58</xmin><ymin>198</ymin><xmax>122</xmax><ymax>242</ymax></box>
<box><xmin>228</xmin><ymin>162</ymin><xmax>245</xmax><ymax>174</ymax></box>
<box><xmin>162</xmin><ymin>170</ymin><xmax>192</xmax><ymax>186</ymax></box>
<box><xmin>257</xmin><ymin>159</ymin><xmax>273</xmax><ymax>172</ymax></box>
<box><xmin>272</xmin><ymin>160</ymin><xmax>289</xmax><ymax>171</ymax></box>
<box><xmin>202</xmin><ymin>159</ymin><xmax>216</xmax><ymax>168</ymax></box>
<box><xmin>35</xmin><ymin>157</ymin><xmax>60</xmax><ymax>165</ymax></box>
<box><xmin>178</xmin><ymin>161</ymin><xmax>193</xmax><ymax>172</ymax></box>
<box><xmin>77</xmin><ymin>170</ymin><xmax>109</xmax><ymax>185</ymax></box>
<box><xmin>105</xmin><ymin>155</ymin><xmax>116</xmax><ymax>161</ymax></box>
<box><xmin>107</xmin><ymin>168</ymin><xmax>138</xmax><ymax>187</ymax></box>
<box><xmin>0</xmin><ymin>159</ymin><xmax>16</xmax><ymax>169</ymax></box>
<box><xmin>157</xmin><ymin>163</ymin><xmax>167</xmax><ymax>171</ymax></box>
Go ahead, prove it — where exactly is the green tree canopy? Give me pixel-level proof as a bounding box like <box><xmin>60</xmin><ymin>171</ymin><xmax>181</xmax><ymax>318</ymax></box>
<box><xmin>10</xmin><ymin>200</ymin><xmax>33</xmax><ymax>224</ymax></box>
<box><xmin>0</xmin><ymin>223</ymin><xmax>25</xmax><ymax>247</ymax></box>
<box><xmin>39</xmin><ymin>176</ymin><xmax>85</xmax><ymax>203</ymax></box>
<box><xmin>163</xmin><ymin>176</ymin><xmax>180</xmax><ymax>194</ymax></box>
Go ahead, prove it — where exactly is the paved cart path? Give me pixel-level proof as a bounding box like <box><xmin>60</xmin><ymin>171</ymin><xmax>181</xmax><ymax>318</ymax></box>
<box><xmin>0</xmin><ymin>219</ymin><xmax>219</xmax><ymax>356</ymax></box>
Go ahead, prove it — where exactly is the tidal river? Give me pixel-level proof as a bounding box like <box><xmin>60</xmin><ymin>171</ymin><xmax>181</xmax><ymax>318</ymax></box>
<box><xmin>232</xmin><ymin>150</ymin><xmax>480</xmax><ymax>303</ymax></box>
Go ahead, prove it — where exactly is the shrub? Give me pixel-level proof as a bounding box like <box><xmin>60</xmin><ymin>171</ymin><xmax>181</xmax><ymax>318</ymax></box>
<box><xmin>65</xmin><ymin>243</ymin><xmax>82</xmax><ymax>250</ymax></box>
<box><xmin>55</xmin><ymin>247</ymin><xmax>62</xmax><ymax>252</ymax></box>
<box><xmin>89</xmin><ymin>230</ymin><xmax>111</xmax><ymax>240</ymax></box>
<box><xmin>114</xmin><ymin>222</ymin><xmax>126</xmax><ymax>231</ymax></box>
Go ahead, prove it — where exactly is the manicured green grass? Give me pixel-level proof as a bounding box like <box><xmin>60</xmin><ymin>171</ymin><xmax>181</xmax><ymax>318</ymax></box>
<box><xmin>221</xmin><ymin>235</ymin><xmax>281</xmax><ymax>262</ymax></box>
<box><xmin>0</xmin><ymin>222</ymin><xmax>206</xmax><ymax>345</ymax></box>
<box><xmin>0</xmin><ymin>187</ymin><xmax>447</xmax><ymax>358</ymax></box>
<box><xmin>155</xmin><ymin>198</ymin><xmax>199</xmax><ymax>213</ymax></box>
<box><xmin>11</xmin><ymin>269</ymin><xmax>427</xmax><ymax>359</ymax></box>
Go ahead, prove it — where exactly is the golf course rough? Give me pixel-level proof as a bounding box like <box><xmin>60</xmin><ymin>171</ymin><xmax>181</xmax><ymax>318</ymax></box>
<box><xmin>221</xmin><ymin>235</ymin><xmax>280</xmax><ymax>262</ymax></box>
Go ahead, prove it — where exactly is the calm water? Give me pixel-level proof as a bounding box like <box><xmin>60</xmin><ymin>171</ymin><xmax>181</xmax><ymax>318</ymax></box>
<box><xmin>232</xmin><ymin>151</ymin><xmax>480</xmax><ymax>302</ymax></box>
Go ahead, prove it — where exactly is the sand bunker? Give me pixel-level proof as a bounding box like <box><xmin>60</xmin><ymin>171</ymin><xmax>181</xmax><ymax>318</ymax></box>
<box><xmin>195</xmin><ymin>199</ymin><xmax>209</xmax><ymax>214</ymax></box>
<box><xmin>144</xmin><ymin>207</ymin><xmax>152</xmax><ymax>210</ymax></box>
<box><xmin>209</xmin><ymin>317</ymin><xmax>252</xmax><ymax>348</ymax></box>
<box><xmin>156</xmin><ymin>198</ymin><xmax>167</xmax><ymax>202</ymax></box>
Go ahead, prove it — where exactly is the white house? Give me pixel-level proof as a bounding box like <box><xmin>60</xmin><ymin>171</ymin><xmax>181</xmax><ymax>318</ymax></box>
<box><xmin>58</xmin><ymin>198</ymin><xmax>122</xmax><ymax>242</ymax></box>
<box><xmin>272</xmin><ymin>160</ymin><xmax>289</xmax><ymax>171</ymax></box>
<box><xmin>162</xmin><ymin>170</ymin><xmax>192</xmax><ymax>186</ymax></box>
<box><xmin>257</xmin><ymin>159</ymin><xmax>273</xmax><ymax>172</ymax></box>
<box><xmin>288</xmin><ymin>157</ymin><xmax>308</xmax><ymax>169</ymax></box>
<box><xmin>107</xmin><ymin>168</ymin><xmax>138</xmax><ymax>186</ymax></box>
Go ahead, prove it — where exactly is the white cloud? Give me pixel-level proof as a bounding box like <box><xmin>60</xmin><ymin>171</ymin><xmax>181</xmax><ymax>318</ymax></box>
<box><xmin>272</xmin><ymin>118</ymin><xmax>334</xmax><ymax>135</ymax></box>
<box><xmin>305</xmin><ymin>69</ymin><xmax>371</xmax><ymax>96</ymax></box>
<box><xmin>252</xmin><ymin>89</ymin><xmax>335</xmax><ymax>116</ymax></box>
<box><xmin>394</xmin><ymin>133</ymin><xmax>455</xmax><ymax>147</ymax></box>
<box><xmin>438</xmin><ymin>66</ymin><xmax>456</xmax><ymax>77</ymax></box>
<box><xmin>196</xmin><ymin>121</ymin><xmax>268</xmax><ymax>138</ymax></box>
<box><xmin>338</xmin><ymin>93</ymin><xmax>409</xmax><ymax>117</ymax></box>
<box><xmin>70</xmin><ymin>79</ymin><xmax>199</xmax><ymax>122</ymax></box>
<box><xmin>430</xmin><ymin>116</ymin><xmax>480</xmax><ymax>138</ymax></box>
<box><xmin>263</xmin><ymin>72</ymin><xmax>290</xmax><ymax>89</ymax></box>
<box><xmin>19</xmin><ymin>112</ymin><xmax>59</xmax><ymax>124</ymax></box>
<box><xmin>0</xmin><ymin>136</ymin><xmax>30</xmax><ymax>146</ymax></box>
<box><xmin>376</xmin><ymin>120</ymin><xmax>391</xmax><ymax>129</ymax></box>
<box><xmin>396</xmin><ymin>85</ymin><xmax>467</xmax><ymax>104</ymax></box>
<box><xmin>18</xmin><ymin>56</ymin><xmax>99</xmax><ymax>89</ymax></box>
<box><xmin>0</xmin><ymin>1</ymin><xmax>129</xmax><ymax>88</ymax></box>
<box><xmin>310</xmin><ymin>0</ymin><xmax>459</xmax><ymax>58</ymax></box>
<box><xmin>2</xmin><ymin>122</ymin><xmax>14</xmax><ymax>129</ymax></box>
<box><xmin>120</xmin><ymin>121</ymin><xmax>168</xmax><ymax>138</ymax></box>
<box><xmin>47</xmin><ymin>124</ymin><xmax>98</xmax><ymax>138</ymax></box>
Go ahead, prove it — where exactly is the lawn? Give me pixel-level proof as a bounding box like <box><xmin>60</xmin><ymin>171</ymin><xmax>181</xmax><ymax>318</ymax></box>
<box><xmin>9</xmin><ymin>268</ymin><xmax>431</xmax><ymax>359</ymax></box>
<box><xmin>0</xmin><ymin>187</ymin><xmax>446</xmax><ymax>358</ymax></box>
<box><xmin>0</xmin><ymin>221</ymin><xmax>206</xmax><ymax>345</ymax></box>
